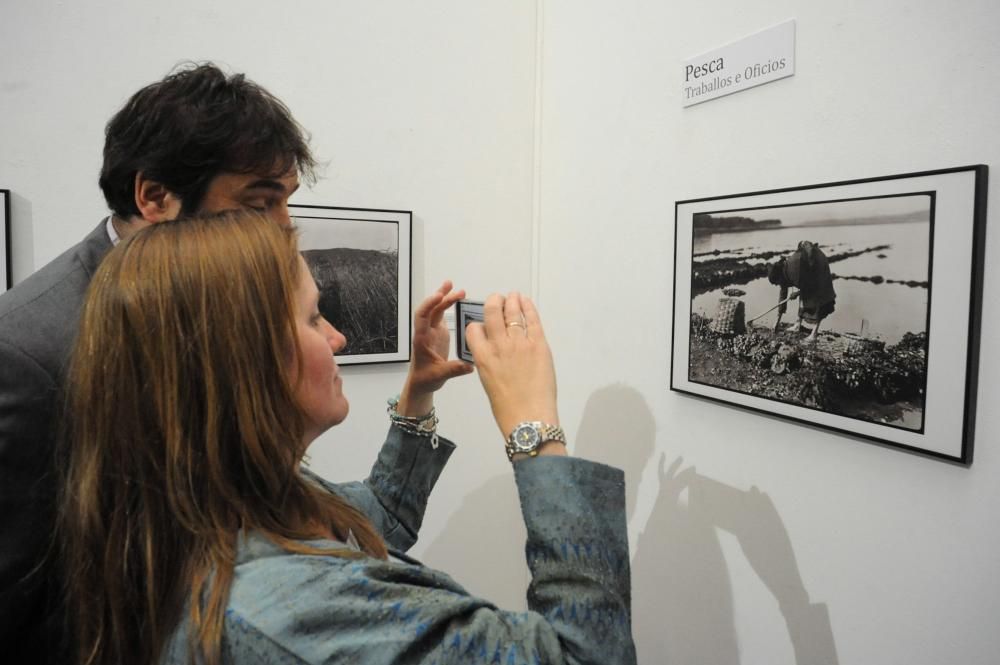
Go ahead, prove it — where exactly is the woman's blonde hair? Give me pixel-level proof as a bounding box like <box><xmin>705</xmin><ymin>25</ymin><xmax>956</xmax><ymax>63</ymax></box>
<box><xmin>59</xmin><ymin>210</ymin><xmax>386</xmax><ymax>665</ymax></box>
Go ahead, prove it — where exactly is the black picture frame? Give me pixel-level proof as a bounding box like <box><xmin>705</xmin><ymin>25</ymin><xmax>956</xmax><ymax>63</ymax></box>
<box><xmin>671</xmin><ymin>165</ymin><xmax>988</xmax><ymax>464</ymax></box>
<box><xmin>1</xmin><ymin>189</ymin><xmax>10</xmax><ymax>293</ymax></box>
<box><xmin>289</xmin><ymin>204</ymin><xmax>412</xmax><ymax>366</ymax></box>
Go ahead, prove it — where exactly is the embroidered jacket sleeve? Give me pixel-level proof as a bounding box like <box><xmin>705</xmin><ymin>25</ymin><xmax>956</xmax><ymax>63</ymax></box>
<box><xmin>195</xmin><ymin>456</ymin><xmax>636</xmax><ymax>665</ymax></box>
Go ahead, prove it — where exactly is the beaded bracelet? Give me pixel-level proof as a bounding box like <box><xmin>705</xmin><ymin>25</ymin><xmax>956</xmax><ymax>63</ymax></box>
<box><xmin>387</xmin><ymin>395</ymin><xmax>439</xmax><ymax>449</ymax></box>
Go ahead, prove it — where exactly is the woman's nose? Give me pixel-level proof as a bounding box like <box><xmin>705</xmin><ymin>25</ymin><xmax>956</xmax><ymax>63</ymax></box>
<box><xmin>328</xmin><ymin>325</ymin><xmax>347</xmax><ymax>353</ymax></box>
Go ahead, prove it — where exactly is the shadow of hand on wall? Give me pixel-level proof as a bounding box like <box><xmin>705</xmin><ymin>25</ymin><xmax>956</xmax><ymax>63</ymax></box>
<box><xmin>419</xmin><ymin>382</ymin><xmax>835</xmax><ymax>663</ymax></box>
<box><xmin>632</xmin><ymin>455</ymin><xmax>737</xmax><ymax>664</ymax></box>
<box><xmin>633</xmin><ymin>454</ymin><xmax>839</xmax><ymax>665</ymax></box>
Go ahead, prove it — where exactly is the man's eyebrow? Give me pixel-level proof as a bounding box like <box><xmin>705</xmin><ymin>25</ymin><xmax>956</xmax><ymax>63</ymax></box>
<box><xmin>245</xmin><ymin>179</ymin><xmax>300</xmax><ymax>194</ymax></box>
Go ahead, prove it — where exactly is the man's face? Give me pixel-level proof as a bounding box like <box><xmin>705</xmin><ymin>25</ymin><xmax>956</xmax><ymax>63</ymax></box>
<box><xmin>197</xmin><ymin>169</ymin><xmax>300</xmax><ymax>227</ymax></box>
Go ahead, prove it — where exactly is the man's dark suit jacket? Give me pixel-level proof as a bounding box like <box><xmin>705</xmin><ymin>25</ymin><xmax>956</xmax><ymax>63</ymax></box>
<box><xmin>0</xmin><ymin>222</ymin><xmax>112</xmax><ymax>662</ymax></box>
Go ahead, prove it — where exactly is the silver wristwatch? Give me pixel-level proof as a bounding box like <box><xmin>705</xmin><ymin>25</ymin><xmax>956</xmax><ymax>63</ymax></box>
<box><xmin>505</xmin><ymin>421</ymin><xmax>566</xmax><ymax>461</ymax></box>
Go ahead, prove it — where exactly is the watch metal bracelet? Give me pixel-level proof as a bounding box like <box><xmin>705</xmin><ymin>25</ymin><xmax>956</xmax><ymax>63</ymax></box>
<box><xmin>505</xmin><ymin>421</ymin><xmax>566</xmax><ymax>461</ymax></box>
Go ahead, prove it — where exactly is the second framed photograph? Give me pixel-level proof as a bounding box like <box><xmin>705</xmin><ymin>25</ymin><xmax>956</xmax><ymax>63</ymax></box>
<box><xmin>671</xmin><ymin>166</ymin><xmax>987</xmax><ymax>464</ymax></box>
<box><xmin>290</xmin><ymin>205</ymin><xmax>412</xmax><ymax>365</ymax></box>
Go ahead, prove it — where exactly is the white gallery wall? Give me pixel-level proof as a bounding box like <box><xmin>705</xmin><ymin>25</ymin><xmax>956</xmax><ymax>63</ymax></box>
<box><xmin>536</xmin><ymin>1</ymin><xmax>1000</xmax><ymax>664</ymax></box>
<box><xmin>2</xmin><ymin>1</ymin><xmax>999</xmax><ymax>663</ymax></box>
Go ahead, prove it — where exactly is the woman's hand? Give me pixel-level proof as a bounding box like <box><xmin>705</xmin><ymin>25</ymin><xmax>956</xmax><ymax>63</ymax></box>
<box><xmin>396</xmin><ymin>281</ymin><xmax>473</xmax><ymax>416</ymax></box>
<box><xmin>465</xmin><ymin>292</ymin><xmax>562</xmax><ymax>455</ymax></box>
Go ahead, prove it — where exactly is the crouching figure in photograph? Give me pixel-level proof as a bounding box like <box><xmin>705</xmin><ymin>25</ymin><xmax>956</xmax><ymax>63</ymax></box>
<box><xmin>58</xmin><ymin>209</ymin><xmax>636</xmax><ymax>665</ymax></box>
<box><xmin>768</xmin><ymin>240</ymin><xmax>837</xmax><ymax>343</ymax></box>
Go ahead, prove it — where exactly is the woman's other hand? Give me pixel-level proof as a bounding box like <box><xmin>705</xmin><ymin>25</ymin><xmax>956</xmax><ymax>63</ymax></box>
<box><xmin>465</xmin><ymin>292</ymin><xmax>562</xmax><ymax>455</ymax></box>
<box><xmin>396</xmin><ymin>281</ymin><xmax>473</xmax><ymax>416</ymax></box>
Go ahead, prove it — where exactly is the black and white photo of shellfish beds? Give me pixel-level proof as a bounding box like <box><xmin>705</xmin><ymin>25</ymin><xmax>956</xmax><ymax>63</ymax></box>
<box><xmin>687</xmin><ymin>195</ymin><xmax>931</xmax><ymax>431</ymax></box>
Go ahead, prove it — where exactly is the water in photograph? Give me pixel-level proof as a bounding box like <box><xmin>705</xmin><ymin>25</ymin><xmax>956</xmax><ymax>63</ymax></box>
<box><xmin>692</xmin><ymin>220</ymin><xmax>930</xmax><ymax>345</ymax></box>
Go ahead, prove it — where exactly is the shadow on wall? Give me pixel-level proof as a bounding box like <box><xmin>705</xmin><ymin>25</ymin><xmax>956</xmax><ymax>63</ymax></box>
<box><xmin>420</xmin><ymin>383</ymin><xmax>659</xmax><ymax>610</ymax></box>
<box><xmin>574</xmin><ymin>384</ymin><xmax>657</xmax><ymax>521</ymax></box>
<box><xmin>421</xmin><ymin>471</ymin><xmax>529</xmax><ymax>610</ymax></box>
<box><xmin>422</xmin><ymin>382</ymin><xmax>836</xmax><ymax>664</ymax></box>
<box><xmin>632</xmin><ymin>447</ymin><xmax>840</xmax><ymax>663</ymax></box>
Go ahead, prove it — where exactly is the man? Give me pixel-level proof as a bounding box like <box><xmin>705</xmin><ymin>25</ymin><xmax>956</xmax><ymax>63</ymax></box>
<box><xmin>768</xmin><ymin>240</ymin><xmax>837</xmax><ymax>343</ymax></box>
<box><xmin>0</xmin><ymin>63</ymin><xmax>315</xmax><ymax>661</ymax></box>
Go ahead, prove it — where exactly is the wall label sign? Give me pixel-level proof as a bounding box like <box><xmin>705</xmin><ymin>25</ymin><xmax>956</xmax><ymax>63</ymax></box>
<box><xmin>682</xmin><ymin>19</ymin><xmax>795</xmax><ymax>108</ymax></box>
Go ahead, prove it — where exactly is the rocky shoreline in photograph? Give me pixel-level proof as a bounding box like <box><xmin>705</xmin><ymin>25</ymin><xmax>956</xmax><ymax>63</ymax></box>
<box><xmin>691</xmin><ymin>244</ymin><xmax>928</xmax><ymax>295</ymax></box>
<box><xmin>688</xmin><ymin>313</ymin><xmax>927</xmax><ymax>427</ymax></box>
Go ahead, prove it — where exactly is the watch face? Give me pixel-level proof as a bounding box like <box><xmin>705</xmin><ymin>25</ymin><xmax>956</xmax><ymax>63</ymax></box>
<box><xmin>513</xmin><ymin>424</ymin><xmax>540</xmax><ymax>451</ymax></box>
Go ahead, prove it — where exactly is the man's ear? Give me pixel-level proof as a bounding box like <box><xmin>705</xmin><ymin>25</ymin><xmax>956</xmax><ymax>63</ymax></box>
<box><xmin>134</xmin><ymin>172</ymin><xmax>182</xmax><ymax>222</ymax></box>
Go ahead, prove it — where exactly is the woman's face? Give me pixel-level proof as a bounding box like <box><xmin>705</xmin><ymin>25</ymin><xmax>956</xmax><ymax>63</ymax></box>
<box><xmin>292</xmin><ymin>256</ymin><xmax>349</xmax><ymax>442</ymax></box>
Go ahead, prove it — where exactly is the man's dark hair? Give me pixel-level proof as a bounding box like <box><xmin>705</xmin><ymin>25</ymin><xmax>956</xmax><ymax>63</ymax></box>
<box><xmin>99</xmin><ymin>63</ymin><xmax>317</xmax><ymax>218</ymax></box>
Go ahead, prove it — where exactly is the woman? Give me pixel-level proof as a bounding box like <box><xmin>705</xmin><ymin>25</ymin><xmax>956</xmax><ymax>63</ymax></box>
<box><xmin>60</xmin><ymin>210</ymin><xmax>635</xmax><ymax>665</ymax></box>
<box><xmin>767</xmin><ymin>240</ymin><xmax>837</xmax><ymax>342</ymax></box>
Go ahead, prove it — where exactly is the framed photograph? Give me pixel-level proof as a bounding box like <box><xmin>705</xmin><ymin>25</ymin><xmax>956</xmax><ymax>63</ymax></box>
<box><xmin>671</xmin><ymin>165</ymin><xmax>988</xmax><ymax>464</ymax></box>
<box><xmin>289</xmin><ymin>205</ymin><xmax>412</xmax><ymax>365</ymax></box>
<box><xmin>454</xmin><ymin>299</ymin><xmax>484</xmax><ymax>363</ymax></box>
<box><xmin>1</xmin><ymin>189</ymin><xmax>10</xmax><ymax>293</ymax></box>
